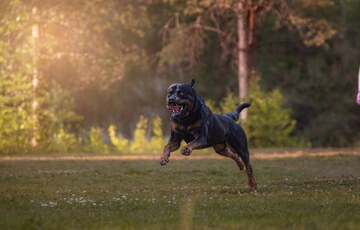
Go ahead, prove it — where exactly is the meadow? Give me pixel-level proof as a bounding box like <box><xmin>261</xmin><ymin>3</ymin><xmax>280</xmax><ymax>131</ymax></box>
<box><xmin>0</xmin><ymin>151</ymin><xmax>359</xmax><ymax>229</ymax></box>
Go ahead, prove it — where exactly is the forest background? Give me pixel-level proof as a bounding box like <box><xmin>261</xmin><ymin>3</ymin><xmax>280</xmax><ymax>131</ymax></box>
<box><xmin>0</xmin><ymin>0</ymin><xmax>359</xmax><ymax>154</ymax></box>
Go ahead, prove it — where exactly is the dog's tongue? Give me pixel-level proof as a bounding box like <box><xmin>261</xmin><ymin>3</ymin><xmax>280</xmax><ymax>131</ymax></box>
<box><xmin>169</xmin><ymin>104</ymin><xmax>182</xmax><ymax>114</ymax></box>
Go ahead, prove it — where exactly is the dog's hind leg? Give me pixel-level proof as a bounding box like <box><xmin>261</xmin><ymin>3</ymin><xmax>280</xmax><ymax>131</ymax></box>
<box><xmin>213</xmin><ymin>144</ymin><xmax>245</xmax><ymax>171</ymax></box>
<box><xmin>227</xmin><ymin>136</ymin><xmax>257</xmax><ymax>192</ymax></box>
<box><xmin>229</xmin><ymin>144</ymin><xmax>257</xmax><ymax>192</ymax></box>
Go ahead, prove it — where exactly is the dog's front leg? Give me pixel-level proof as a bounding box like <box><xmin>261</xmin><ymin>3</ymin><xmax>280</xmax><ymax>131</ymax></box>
<box><xmin>180</xmin><ymin>122</ymin><xmax>209</xmax><ymax>156</ymax></box>
<box><xmin>160</xmin><ymin>132</ymin><xmax>181</xmax><ymax>165</ymax></box>
<box><xmin>180</xmin><ymin>137</ymin><xmax>208</xmax><ymax>156</ymax></box>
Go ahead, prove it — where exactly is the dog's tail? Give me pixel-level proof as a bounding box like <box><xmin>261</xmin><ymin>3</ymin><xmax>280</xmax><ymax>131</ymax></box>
<box><xmin>224</xmin><ymin>102</ymin><xmax>251</xmax><ymax>121</ymax></box>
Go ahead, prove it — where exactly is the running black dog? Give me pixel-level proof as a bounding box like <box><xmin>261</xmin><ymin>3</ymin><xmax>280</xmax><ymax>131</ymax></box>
<box><xmin>160</xmin><ymin>79</ymin><xmax>257</xmax><ymax>191</ymax></box>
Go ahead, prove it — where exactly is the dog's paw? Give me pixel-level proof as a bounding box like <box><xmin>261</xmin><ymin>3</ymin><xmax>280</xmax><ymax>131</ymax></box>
<box><xmin>180</xmin><ymin>147</ymin><xmax>192</xmax><ymax>156</ymax></box>
<box><xmin>249</xmin><ymin>182</ymin><xmax>257</xmax><ymax>192</ymax></box>
<box><xmin>160</xmin><ymin>156</ymin><xmax>169</xmax><ymax>166</ymax></box>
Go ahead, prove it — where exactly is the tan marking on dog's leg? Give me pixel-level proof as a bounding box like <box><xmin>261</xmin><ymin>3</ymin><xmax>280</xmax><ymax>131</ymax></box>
<box><xmin>160</xmin><ymin>141</ymin><xmax>180</xmax><ymax>165</ymax></box>
<box><xmin>227</xmin><ymin>146</ymin><xmax>256</xmax><ymax>191</ymax></box>
<box><xmin>228</xmin><ymin>146</ymin><xmax>245</xmax><ymax>170</ymax></box>
<box><xmin>244</xmin><ymin>164</ymin><xmax>257</xmax><ymax>192</ymax></box>
<box><xmin>213</xmin><ymin>144</ymin><xmax>245</xmax><ymax>171</ymax></box>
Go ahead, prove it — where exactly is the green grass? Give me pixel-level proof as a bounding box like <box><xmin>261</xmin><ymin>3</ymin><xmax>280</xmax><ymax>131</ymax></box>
<box><xmin>0</xmin><ymin>154</ymin><xmax>359</xmax><ymax>229</ymax></box>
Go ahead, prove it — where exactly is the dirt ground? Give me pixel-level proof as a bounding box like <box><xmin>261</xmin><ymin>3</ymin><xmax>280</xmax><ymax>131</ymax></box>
<box><xmin>0</xmin><ymin>149</ymin><xmax>359</xmax><ymax>162</ymax></box>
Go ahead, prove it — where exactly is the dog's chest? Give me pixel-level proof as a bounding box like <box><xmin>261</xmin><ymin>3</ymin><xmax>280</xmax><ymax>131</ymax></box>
<box><xmin>171</xmin><ymin>120</ymin><xmax>201</xmax><ymax>135</ymax></box>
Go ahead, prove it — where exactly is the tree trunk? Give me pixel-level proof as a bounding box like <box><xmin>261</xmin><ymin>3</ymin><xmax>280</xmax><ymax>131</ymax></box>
<box><xmin>237</xmin><ymin>0</ymin><xmax>249</xmax><ymax>120</ymax></box>
<box><xmin>31</xmin><ymin>7</ymin><xmax>39</xmax><ymax>148</ymax></box>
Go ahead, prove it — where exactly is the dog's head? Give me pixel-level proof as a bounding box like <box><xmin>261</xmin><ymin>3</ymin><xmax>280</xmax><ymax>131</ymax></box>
<box><xmin>166</xmin><ymin>79</ymin><xmax>196</xmax><ymax>118</ymax></box>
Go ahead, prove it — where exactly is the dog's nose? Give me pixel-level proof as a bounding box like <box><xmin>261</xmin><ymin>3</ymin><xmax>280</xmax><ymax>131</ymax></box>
<box><xmin>168</xmin><ymin>95</ymin><xmax>176</xmax><ymax>102</ymax></box>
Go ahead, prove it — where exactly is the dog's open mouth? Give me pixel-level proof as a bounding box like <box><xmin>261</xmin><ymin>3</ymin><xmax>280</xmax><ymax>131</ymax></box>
<box><xmin>167</xmin><ymin>102</ymin><xmax>189</xmax><ymax>115</ymax></box>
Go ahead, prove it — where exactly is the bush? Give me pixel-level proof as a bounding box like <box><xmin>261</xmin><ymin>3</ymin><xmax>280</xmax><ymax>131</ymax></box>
<box><xmin>85</xmin><ymin>127</ymin><xmax>108</xmax><ymax>153</ymax></box>
<box><xmin>130</xmin><ymin>116</ymin><xmax>149</xmax><ymax>154</ymax></box>
<box><xmin>108</xmin><ymin>125</ymin><xmax>129</xmax><ymax>153</ymax></box>
<box><xmin>128</xmin><ymin>116</ymin><xmax>167</xmax><ymax>154</ymax></box>
<box><xmin>149</xmin><ymin>116</ymin><xmax>166</xmax><ymax>153</ymax></box>
<box><xmin>245</xmin><ymin>87</ymin><xmax>297</xmax><ymax>148</ymax></box>
<box><xmin>210</xmin><ymin>74</ymin><xmax>303</xmax><ymax>148</ymax></box>
<box><xmin>49</xmin><ymin>128</ymin><xmax>80</xmax><ymax>153</ymax></box>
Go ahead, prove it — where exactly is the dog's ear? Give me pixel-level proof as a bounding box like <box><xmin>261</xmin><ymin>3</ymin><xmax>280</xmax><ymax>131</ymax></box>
<box><xmin>190</xmin><ymin>79</ymin><xmax>195</xmax><ymax>88</ymax></box>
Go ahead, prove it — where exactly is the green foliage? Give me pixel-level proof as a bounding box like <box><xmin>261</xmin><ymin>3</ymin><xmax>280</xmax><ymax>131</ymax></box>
<box><xmin>149</xmin><ymin>116</ymin><xmax>166</xmax><ymax>154</ymax></box>
<box><xmin>130</xmin><ymin>116</ymin><xmax>149</xmax><ymax>154</ymax></box>
<box><xmin>86</xmin><ymin>127</ymin><xmax>108</xmax><ymax>153</ymax></box>
<box><xmin>0</xmin><ymin>0</ymin><xmax>359</xmax><ymax>153</ymax></box>
<box><xmin>289</xmin><ymin>0</ymin><xmax>339</xmax><ymax>47</ymax></box>
<box><xmin>204</xmin><ymin>100</ymin><xmax>222</xmax><ymax>114</ymax></box>
<box><xmin>108</xmin><ymin>116</ymin><xmax>166</xmax><ymax>154</ymax></box>
<box><xmin>258</xmin><ymin>0</ymin><xmax>360</xmax><ymax>147</ymax></box>
<box><xmin>211</xmin><ymin>75</ymin><xmax>301</xmax><ymax>148</ymax></box>
<box><xmin>219</xmin><ymin>90</ymin><xmax>239</xmax><ymax>113</ymax></box>
<box><xmin>108</xmin><ymin>125</ymin><xmax>129</xmax><ymax>153</ymax></box>
<box><xmin>244</xmin><ymin>77</ymin><xmax>302</xmax><ymax>148</ymax></box>
<box><xmin>38</xmin><ymin>81</ymin><xmax>82</xmax><ymax>151</ymax></box>
<box><xmin>0</xmin><ymin>1</ymin><xmax>83</xmax><ymax>153</ymax></box>
<box><xmin>49</xmin><ymin>128</ymin><xmax>80</xmax><ymax>153</ymax></box>
<box><xmin>112</xmin><ymin>116</ymin><xmax>167</xmax><ymax>154</ymax></box>
<box><xmin>38</xmin><ymin>0</ymin><xmax>147</xmax><ymax>88</ymax></box>
<box><xmin>206</xmin><ymin>90</ymin><xmax>237</xmax><ymax>115</ymax></box>
<box><xmin>0</xmin><ymin>0</ymin><xmax>34</xmax><ymax>153</ymax></box>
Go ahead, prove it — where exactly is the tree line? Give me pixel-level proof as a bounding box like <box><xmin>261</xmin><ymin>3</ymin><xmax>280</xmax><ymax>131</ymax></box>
<box><xmin>0</xmin><ymin>0</ymin><xmax>359</xmax><ymax>153</ymax></box>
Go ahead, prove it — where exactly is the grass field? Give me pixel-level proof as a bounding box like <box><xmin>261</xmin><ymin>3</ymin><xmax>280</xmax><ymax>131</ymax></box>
<box><xmin>0</xmin><ymin>151</ymin><xmax>359</xmax><ymax>229</ymax></box>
